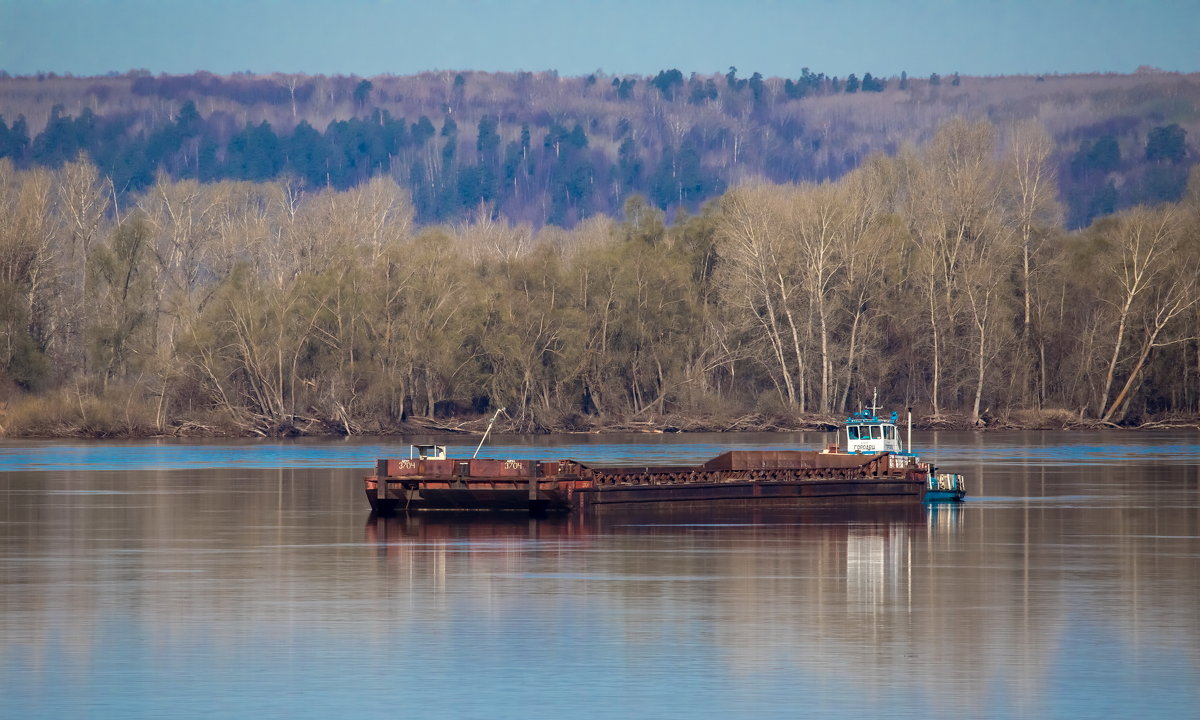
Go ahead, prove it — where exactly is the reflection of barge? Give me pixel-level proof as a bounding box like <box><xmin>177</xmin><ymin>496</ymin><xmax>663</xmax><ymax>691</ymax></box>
<box><xmin>366</xmin><ymin>400</ymin><xmax>966</xmax><ymax>515</ymax></box>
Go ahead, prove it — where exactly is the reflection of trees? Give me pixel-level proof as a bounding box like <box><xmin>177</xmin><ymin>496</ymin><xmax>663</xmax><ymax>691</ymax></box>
<box><xmin>2</xmin><ymin>461</ymin><xmax>1198</xmax><ymax>712</ymax></box>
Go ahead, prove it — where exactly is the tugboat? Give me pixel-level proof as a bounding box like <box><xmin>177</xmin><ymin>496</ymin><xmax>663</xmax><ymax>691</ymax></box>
<box><xmin>365</xmin><ymin>396</ymin><xmax>966</xmax><ymax>515</ymax></box>
<box><xmin>839</xmin><ymin>393</ymin><xmax>967</xmax><ymax>502</ymax></box>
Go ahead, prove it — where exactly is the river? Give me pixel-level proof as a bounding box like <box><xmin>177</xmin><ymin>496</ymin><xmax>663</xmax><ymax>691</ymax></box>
<box><xmin>1</xmin><ymin>430</ymin><xmax>1198</xmax><ymax>719</ymax></box>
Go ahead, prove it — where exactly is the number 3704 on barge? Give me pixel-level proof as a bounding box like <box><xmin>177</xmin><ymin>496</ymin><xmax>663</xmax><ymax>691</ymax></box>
<box><xmin>365</xmin><ymin>405</ymin><xmax>967</xmax><ymax>515</ymax></box>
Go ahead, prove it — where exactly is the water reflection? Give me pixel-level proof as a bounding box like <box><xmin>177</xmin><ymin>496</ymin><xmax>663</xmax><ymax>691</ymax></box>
<box><xmin>2</xmin><ymin>434</ymin><xmax>1199</xmax><ymax>719</ymax></box>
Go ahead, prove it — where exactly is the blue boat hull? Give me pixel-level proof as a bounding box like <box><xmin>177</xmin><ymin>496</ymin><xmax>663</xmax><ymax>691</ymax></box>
<box><xmin>923</xmin><ymin>489</ymin><xmax>966</xmax><ymax>502</ymax></box>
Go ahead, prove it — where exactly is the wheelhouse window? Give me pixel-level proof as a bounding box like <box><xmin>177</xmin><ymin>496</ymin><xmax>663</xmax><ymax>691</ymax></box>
<box><xmin>869</xmin><ymin>426</ymin><xmax>882</xmax><ymax>439</ymax></box>
<box><xmin>848</xmin><ymin>426</ymin><xmax>860</xmax><ymax>440</ymax></box>
<box><xmin>884</xmin><ymin>425</ymin><xmax>895</xmax><ymax>439</ymax></box>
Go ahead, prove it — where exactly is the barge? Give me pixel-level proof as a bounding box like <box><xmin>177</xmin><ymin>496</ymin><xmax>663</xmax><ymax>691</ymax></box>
<box><xmin>366</xmin><ymin>400</ymin><xmax>966</xmax><ymax>515</ymax></box>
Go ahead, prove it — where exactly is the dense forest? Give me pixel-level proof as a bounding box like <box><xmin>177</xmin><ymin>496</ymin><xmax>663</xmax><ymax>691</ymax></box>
<box><xmin>1</xmin><ymin>111</ymin><xmax>1198</xmax><ymax>436</ymax></box>
<box><xmin>0</xmin><ymin>68</ymin><xmax>1197</xmax><ymax>230</ymax></box>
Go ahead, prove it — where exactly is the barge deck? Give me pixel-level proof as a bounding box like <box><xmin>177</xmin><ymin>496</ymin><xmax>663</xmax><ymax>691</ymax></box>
<box><xmin>366</xmin><ymin>449</ymin><xmax>964</xmax><ymax>515</ymax></box>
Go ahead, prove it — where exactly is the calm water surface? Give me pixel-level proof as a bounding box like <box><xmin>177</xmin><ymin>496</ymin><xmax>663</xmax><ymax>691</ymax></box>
<box><xmin>2</xmin><ymin>430</ymin><xmax>1198</xmax><ymax>719</ymax></box>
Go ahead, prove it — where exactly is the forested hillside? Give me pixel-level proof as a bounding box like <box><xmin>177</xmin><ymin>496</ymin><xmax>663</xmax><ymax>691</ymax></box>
<box><xmin>1</xmin><ymin>68</ymin><xmax>1197</xmax><ymax>229</ymax></box>
<box><xmin>1</xmin><ymin>115</ymin><xmax>1198</xmax><ymax>436</ymax></box>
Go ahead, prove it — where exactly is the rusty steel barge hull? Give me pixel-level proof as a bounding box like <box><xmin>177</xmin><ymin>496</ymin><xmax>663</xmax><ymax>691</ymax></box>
<box><xmin>365</xmin><ymin>477</ymin><xmax>927</xmax><ymax>514</ymax></box>
<box><xmin>365</xmin><ymin>450</ymin><xmax>962</xmax><ymax>515</ymax></box>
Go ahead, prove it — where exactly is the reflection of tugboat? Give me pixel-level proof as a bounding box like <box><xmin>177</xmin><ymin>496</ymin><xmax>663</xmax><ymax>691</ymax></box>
<box><xmin>926</xmin><ymin>502</ymin><xmax>965</xmax><ymax>534</ymax></box>
<box><xmin>366</xmin><ymin>393</ymin><xmax>966</xmax><ymax>515</ymax></box>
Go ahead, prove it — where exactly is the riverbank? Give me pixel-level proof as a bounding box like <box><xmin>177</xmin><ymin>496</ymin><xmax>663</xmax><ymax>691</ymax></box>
<box><xmin>407</xmin><ymin>409</ymin><xmax>1200</xmax><ymax>435</ymax></box>
<box><xmin>3</xmin><ymin>395</ymin><xmax>1198</xmax><ymax>440</ymax></box>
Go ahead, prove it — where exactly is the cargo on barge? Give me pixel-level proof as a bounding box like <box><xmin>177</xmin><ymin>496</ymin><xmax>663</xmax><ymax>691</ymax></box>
<box><xmin>365</xmin><ymin>400</ymin><xmax>966</xmax><ymax>515</ymax></box>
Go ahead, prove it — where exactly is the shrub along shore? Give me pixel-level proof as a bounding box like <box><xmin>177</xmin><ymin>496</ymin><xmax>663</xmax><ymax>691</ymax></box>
<box><xmin>2</xmin><ymin>396</ymin><xmax>1197</xmax><ymax>439</ymax></box>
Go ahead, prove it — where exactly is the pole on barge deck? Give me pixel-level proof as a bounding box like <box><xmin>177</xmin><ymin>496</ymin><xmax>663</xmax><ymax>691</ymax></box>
<box><xmin>473</xmin><ymin>407</ymin><xmax>507</xmax><ymax>459</ymax></box>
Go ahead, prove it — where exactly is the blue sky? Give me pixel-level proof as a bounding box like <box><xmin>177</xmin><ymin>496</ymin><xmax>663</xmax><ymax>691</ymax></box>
<box><xmin>1</xmin><ymin>0</ymin><xmax>1197</xmax><ymax>78</ymax></box>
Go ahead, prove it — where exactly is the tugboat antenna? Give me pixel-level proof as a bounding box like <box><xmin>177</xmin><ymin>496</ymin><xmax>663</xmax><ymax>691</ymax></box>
<box><xmin>867</xmin><ymin>388</ymin><xmax>882</xmax><ymax>418</ymax></box>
